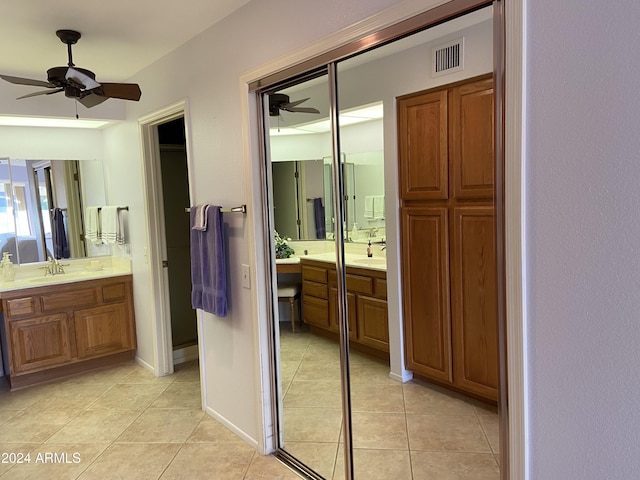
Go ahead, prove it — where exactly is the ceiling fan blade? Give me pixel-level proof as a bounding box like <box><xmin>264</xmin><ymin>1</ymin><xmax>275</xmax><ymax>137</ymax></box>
<box><xmin>96</xmin><ymin>83</ymin><xmax>142</xmax><ymax>101</ymax></box>
<box><xmin>284</xmin><ymin>106</ymin><xmax>320</xmax><ymax>114</ymax></box>
<box><xmin>17</xmin><ymin>88</ymin><xmax>64</xmax><ymax>99</ymax></box>
<box><xmin>65</xmin><ymin>67</ymin><xmax>101</xmax><ymax>90</ymax></box>
<box><xmin>78</xmin><ymin>93</ymin><xmax>108</xmax><ymax>108</ymax></box>
<box><xmin>0</xmin><ymin>74</ymin><xmax>53</xmax><ymax>88</ymax></box>
<box><xmin>283</xmin><ymin>97</ymin><xmax>310</xmax><ymax>108</ymax></box>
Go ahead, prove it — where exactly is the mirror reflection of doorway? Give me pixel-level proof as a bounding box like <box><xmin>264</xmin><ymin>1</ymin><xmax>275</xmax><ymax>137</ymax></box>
<box><xmin>260</xmin><ymin>4</ymin><xmax>501</xmax><ymax>479</ymax></box>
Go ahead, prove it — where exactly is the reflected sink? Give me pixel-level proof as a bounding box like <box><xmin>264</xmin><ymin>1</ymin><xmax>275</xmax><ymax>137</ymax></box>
<box><xmin>351</xmin><ymin>258</ymin><xmax>386</xmax><ymax>266</ymax></box>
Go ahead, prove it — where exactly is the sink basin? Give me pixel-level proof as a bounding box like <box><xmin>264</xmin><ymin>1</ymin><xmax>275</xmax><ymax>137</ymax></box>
<box><xmin>27</xmin><ymin>272</ymin><xmax>88</xmax><ymax>283</ymax></box>
<box><xmin>351</xmin><ymin>258</ymin><xmax>386</xmax><ymax>266</ymax></box>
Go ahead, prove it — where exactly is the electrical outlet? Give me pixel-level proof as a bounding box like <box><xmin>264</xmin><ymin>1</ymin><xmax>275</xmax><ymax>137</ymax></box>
<box><xmin>241</xmin><ymin>264</ymin><xmax>250</xmax><ymax>289</ymax></box>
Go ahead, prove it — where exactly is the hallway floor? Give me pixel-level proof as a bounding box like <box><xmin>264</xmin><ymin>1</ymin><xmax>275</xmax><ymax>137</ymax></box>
<box><xmin>0</xmin><ymin>361</ymin><xmax>299</xmax><ymax>480</ymax></box>
<box><xmin>279</xmin><ymin>329</ymin><xmax>500</xmax><ymax>479</ymax></box>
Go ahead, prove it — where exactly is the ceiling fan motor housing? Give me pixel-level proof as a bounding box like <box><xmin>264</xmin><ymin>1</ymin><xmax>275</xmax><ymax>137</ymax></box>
<box><xmin>269</xmin><ymin>93</ymin><xmax>290</xmax><ymax>116</ymax></box>
<box><xmin>47</xmin><ymin>66</ymin><xmax>96</xmax><ymax>90</ymax></box>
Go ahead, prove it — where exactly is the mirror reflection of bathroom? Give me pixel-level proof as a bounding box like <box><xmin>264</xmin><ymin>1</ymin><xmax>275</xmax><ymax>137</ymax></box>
<box><xmin>266</xmin><ymin>4</ymin><xmax>499</xmax><ymax>479</ymax></box>
<box><xmin>0</xmin><ymin>158</ymin><xmax>99</xmax><ymax>265</ymax></box>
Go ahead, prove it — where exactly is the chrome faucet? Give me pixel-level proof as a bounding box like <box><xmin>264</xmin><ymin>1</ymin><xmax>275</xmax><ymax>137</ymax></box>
<box><xmin>380</xmin><ymin>238</ymin><xmax>386</xmax><ymax>251</ymax></box>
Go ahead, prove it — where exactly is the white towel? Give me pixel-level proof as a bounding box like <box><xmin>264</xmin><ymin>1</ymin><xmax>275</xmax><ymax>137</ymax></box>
<box><xmin>85</xmin><ymin>207</ymin><xmax>102</xmax><ymax>244</ymax></box>
<box><xmin>101</xmin><ymin>206</ymin><xmax>124</xmax><ymax>245</ymax></box>
<box><xmin>373</xmin><ymin>195</ymin><xmax>385</xmax><ymax>219</ymax></box>
<box><xmin>364</xmin><ymin>196</ymin><xmax>374</xmax><ymax>219</ymax></box>
<box><xmin>191</xmin><ymin>204</ymin><xmax>210</xmax><ymax>231</ymax></box>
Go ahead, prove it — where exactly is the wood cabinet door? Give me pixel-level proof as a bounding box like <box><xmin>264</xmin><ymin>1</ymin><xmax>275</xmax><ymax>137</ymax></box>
<box><xmin>9</xmin><ymin>313</ymin><xmax>72</xmax><ymax>374</ymax></box>
<box><xmin>329</xmin><ymin>288</ymin><xmax>357</xmax><ymax>339</ymax></box>
<box><xmin>74</xmin><ymin>303</ymin><xmax>132</xmax><ymax>359</ymax></box>
<box><xmin>356</xmin><ymin>296</ymin><xmax>389</xmax><ymax>352</ymax></box>
<box><xmin>401</xmin><ymin>206</ymin><xmax>452</xmax><ymax>382</ymax></box>
<box><xmin>302</xmin><ymin>295</ymin><xmax>330</xmax><ymax>329</ymax></box>
<box><xmin>450</xmin><ymin>77</ymin><xmax>494</xmax><ymax>200</ymax></box>
<box><xmin>398</xmin><ymin>90</ymin><xmax>449</xmax><ymax>200</ymax></box>
<box><xmin>450</xmin><ymin>206</ymin><xmax>498</xmax><ymax>400</ymax></box>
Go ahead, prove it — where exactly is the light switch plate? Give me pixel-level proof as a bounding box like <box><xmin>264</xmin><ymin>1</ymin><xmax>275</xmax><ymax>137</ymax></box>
<box><xmin>241</xmin><ymin>264</ymin><xmax>250</xmax><ymax>289</ymax></box>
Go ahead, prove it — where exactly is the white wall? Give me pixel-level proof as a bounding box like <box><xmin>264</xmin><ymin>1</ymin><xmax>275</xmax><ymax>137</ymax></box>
<box><xmin>0</xmin><ymin>126</ymin><xmax>103</xmax><ymax>160</ymax></box>
<box><xmin>526</xmin><ymin>2</ymin><xmax>640</xmax><ymax>478</ymax></box>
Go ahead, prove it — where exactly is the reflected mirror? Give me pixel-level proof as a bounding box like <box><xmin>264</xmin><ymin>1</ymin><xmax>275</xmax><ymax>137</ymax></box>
<box><xmin>0</xmin><ymin>158</ymin><xmax>105</xmax><ymax>264</ymax></box>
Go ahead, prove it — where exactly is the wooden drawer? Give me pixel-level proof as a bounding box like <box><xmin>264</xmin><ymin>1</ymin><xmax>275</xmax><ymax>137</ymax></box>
<box><xmin>375</xmin><ymin>279</ymin><xmax>387</xmax><ymax>298</ymax></box>
<box><xmin>303</xmin><ymin>296</ymin><xmax>329</xmax><ymax>328</ymax></box>
<box><xmin>303</xmin><ymin>280</ymin><xmax>328</xmax><ymax>300</ymax></box>
<box><xmin>103</xmin><ymin>283</ymin><xmax>126</xmax><ymax>302</ymax></box>
<box><xmin>5</xmin><ymin>297</ymin><xmax>36</xmax><ymax>318</ymax></box>
<box><xmin>346</xmin><ymin>274</ymin><xmax>373</xmax><ymax>295</ymax></box>
<box><xmin>41</xmin><ymin>287</ymin><xmax>99</xmax><ymax>312</ymax></box>
<box><xmin>302</xmin><ymin>265</ymin><xmax>327</xmax><ymax>283</ymax></box>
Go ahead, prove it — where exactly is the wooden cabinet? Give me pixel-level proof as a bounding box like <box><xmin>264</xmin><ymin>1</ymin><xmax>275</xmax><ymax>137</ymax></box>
<box><xmin>302</xmin><ymin>259</ymin><xmax>389</xmax><ymax>358</ymax></box>
<box><xmin>398</xmin><ymin>74</ymin><xmax>498</xmax><ymax>402</ymax></box>
<box><xmin>1</xmin><ymin>275</ymin><xmax>136</xmax><ymax>389</ymax></box>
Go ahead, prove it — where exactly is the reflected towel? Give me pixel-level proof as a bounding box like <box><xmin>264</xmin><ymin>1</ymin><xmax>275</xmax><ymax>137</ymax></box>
<box><xmin>85</xmin><ymin>207</ymin><xmax>101</xmax><ymax>244</ymax></box>
<box><xmin>52</xmin><ymin>208</ymin><xmax>70</xmax><ymax>259</ymax></box>
<box><xmin>191</xmin><ymin>204</ymin><xmax>210</xmax><ymax>231</ymax></box>
<box><xmin>190</xmin><ymin>206</ymin><xmax>228</xmax><ymax>317</ymax></box>
<box><xmin>364</xmin><ymin>195</ymin><xmax>374</xmax><ymax>219</ymax></box>
<box><xmin>102</xmin><ymin>206</ymin><xmax>125</xmax><ymax>245</ymax></box>
<box><xmin>373</xmin><ymin>195</ymin><xmax>385</xmax><ymax>219</ymax></box>
<box><xmin>313</xmin><ymin>198</ymin><xmax>325</xmax><ymax>239</ymax></box>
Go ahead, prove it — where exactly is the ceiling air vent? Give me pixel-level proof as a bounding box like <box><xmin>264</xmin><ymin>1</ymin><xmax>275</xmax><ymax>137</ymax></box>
<box><xmin>432</xmin><ymin>37</ymin><xmax>464</xmax><ymax>77</ymax></box>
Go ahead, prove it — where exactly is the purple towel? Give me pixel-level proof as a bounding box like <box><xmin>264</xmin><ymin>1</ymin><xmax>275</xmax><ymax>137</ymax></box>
<box><xmin>190</xmin><ymin>206</ymin><xmax>228</xmax><ymax>317</ymax></box>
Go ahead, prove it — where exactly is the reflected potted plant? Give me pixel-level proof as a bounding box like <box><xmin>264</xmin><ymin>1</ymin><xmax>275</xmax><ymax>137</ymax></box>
<box><xmin>274</xmin><ymin>230</ymin><xmax>295</xmax><ymax>259</ymax></box>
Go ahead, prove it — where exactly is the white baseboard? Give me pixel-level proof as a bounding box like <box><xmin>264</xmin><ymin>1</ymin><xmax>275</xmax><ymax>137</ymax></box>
<box><xmin>390</xmin><ymin>370</ymin><xmax>413</xmax><ymax>383</ymax></box>
<box><xmin>173</xmin><ymin>345</ymin><xmax>199</xmax><ymax>365</ymax></box>
<box><xmin>135</xmin><ymin>355</ymin><xmax>156</xmax><ymax>374</ymax></box>
<box><xmin>205</xmin><ymin>405</ymin><xmax>259</xmax><ymax>449</ymax></box>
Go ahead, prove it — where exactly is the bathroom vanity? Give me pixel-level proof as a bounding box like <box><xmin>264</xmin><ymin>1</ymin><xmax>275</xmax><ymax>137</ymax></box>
<box><xmin>301</xmin><ymin>255</ymin><xmax>389</xmax><ymax>360</ymax></box>
<box><xmin>0</xmin><ymin>258</ymin><xmax>136</xmax><ymax>390</ymax></box>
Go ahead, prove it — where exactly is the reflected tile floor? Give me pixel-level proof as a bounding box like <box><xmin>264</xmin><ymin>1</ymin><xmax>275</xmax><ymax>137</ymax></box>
<box><xmin>279</xmin><ymin>329</ymin><xmax>500</xmax><ymax>480</ymax></box>
<box><xmin>0</xmin><ymin>361</ymin><xmax>298</xmax><ymax>480</ymax></box>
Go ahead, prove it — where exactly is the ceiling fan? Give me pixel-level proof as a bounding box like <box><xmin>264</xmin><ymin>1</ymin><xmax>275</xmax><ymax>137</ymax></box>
<box><xmin>0</xmin><ymin>29</ymin><xmax>142</xmax><ymax>108</ymax></box>
<box><xmin>269</xmin><ymin>93</ymin><xmax>319</xmax><ymax>117</ymax></box>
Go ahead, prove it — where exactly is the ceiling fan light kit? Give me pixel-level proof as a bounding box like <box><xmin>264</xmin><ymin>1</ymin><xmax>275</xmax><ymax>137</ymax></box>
<box><xmin>0</xmin><ymin>29</ymin><xmax>142</xmax><ymax>108</ymax></box>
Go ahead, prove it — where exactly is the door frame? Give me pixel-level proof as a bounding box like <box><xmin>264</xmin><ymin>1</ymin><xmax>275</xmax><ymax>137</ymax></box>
<box><xmin>139</xmin><ymin>99</ymin><xmax>196</xmax><ymax>377</ymax></box>
<box><xmin>241</xmin><ymin>0</ymin><xmax>527</xmax><ymax>478</ymax></box>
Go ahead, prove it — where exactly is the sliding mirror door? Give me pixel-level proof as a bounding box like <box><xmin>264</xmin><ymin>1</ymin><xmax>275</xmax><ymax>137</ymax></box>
<box><xmin>261</xmin><ymin>4</ymin><xmax>501</xmax><ymax>479</ymax></box>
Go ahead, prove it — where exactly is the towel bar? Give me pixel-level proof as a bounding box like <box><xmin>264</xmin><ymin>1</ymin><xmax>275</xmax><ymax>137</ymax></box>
<box><xmin>185</xmin><ymin>205</ymin><xmax>247</xmax><ymax>214</ymax></box>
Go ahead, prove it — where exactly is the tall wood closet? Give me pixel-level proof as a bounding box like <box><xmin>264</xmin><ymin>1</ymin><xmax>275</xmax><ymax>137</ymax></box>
<box><xmin>398</xmin><ymin>73</ymin><xmax>498</xmax><ymax>402</ymax></box>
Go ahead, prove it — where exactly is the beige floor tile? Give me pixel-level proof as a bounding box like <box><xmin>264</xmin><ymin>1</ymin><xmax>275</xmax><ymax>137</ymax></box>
<box><xmin>407</xmin><ymin>414</ymin><xmax>491</xmax><ymax>453</ymax></box>
<box><xmin>0</xmin><ymin>383</ymin><xmax>57</xmax><ymax>411</ymax></box>
<box><xmin>403</xmin><ymin>382</ymin><xmax>477</xmax><ymax>416</ymax></box>
<box><xmin>279</xmin><ymin>360</ymin><xmax>301</xmax><ymax>390</ymax></box>
<box><xmin>333</xmin><ymin>448</ymin><xmax>412</xmax><ymax>480</ymax></box>
<box><xmin>351</xmin><ymin>412</ymin><xmax>408</xmax><ymax>450</ymax></box>
<box><xmin>77</xmin><ymin>442</ymin><xmax>180</xmax><ymax>480</ymax></box>
<box><xmin>27</xmin><ymin>384</ymin><xmax>113</xmax><ymax>411</ymax></box>
<box><xmin>244</xmin><ymin>453</ymin><xmax>301</xmax><ymax>480</ymax></box>
<box><xmin>0</xmin><ymin>443</ymin><xmax>43</xmax><ymax>476</ymax></box>
<box><xmin>187</xmin><ymin>415</ymin><xmax>247</xmax><ymax>444</ymax></box>
<box><xmin>118</xmin><ymin>367</ymin><xmax>177</xmax><ymax>385</ymax></box>
<box><xmin>283</xmin><ymin>442</ymin><xmax>338</xmax><ymax>479</ymax></box>
<box><xmin>149</xmin><ymin>382</ymin><xmax>202</xmax><ymax>409</ymax></box>
<box><xmin>293</xmin><ymin>360</ymin><xmax>341</xmax><ymax>382</ymax></box>
<box><xmin>173</xmin><ymin>363</ymin><xmax>201</xmax><ymax>383</ymax></box>
<box><xmin>159</xmin><ymin>443</ymin><xmax>254</xmax><ymax>480</ymax></box>
<box><xmin>0</xmin><ymin>409</ymin><xmax>21</xmax><ymax>425</ymax></box>
<box><xmin>116</xmin><ymin>408</ymin><xmax>203</xmax><ymax>443</ymax></box>
<box><xmin>88</xmin><ymin>383</ymin><xmax>169</xmax><ymax>410</ymax></box>
<box><xmin>301</xmin><ymin>343</ymin><xmax>342</xmax><ymax>363</ymax></box>
<box><xmin>58</xmin><ymin>363</ymin><xmax>140</xmax><ymax>386</ymax></box>
<box><xmin>350</xmin><ymin>383</ymin><xmax>404</xmax><ymax>413</ymax></box>
<box><xmin>349</xmin><ymin>361</ymin><xmax>396</xmax><ymax>385</ymax></box>
<box><xmin>45</xmin><ymin>409</ymin><xmax>142</xmax><ymax>444</ymax></box>
<box><xmin>283</xmin><ymin>380</ymin><xmax>342</xmax><ymax>408</ymax></box>
<box><xmin>478</xmin><ymin>414</ymin><xmax>500</xmax><ymax>454</ymax></box>
<box><xmin>410</xmin><ymin>451</ymin><xmax>500</xmax><ymax>479</ymax></box>
<box><xmin>283</xmin><ymin>407</ymin><xmax>342</xmax><ymax>443</ymax></box>
<box><xmin>3</xmin><ymin>443</ymin><xmax>108</xmax><ymax>480</ymax></box>
<box><xmin>0</xmin><ymin>413</ymin><xmax>67</xmax><ymax>443</ymax></box>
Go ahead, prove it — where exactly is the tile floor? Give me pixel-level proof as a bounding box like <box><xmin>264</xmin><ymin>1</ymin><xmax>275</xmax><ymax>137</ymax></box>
<box><xmin>279</xmin><ymin>329</ymin><xmax>500</xmax><ymax>479</ymax></box>
<box><xmin>0</xmin><ymin>361</ymin><xmax>300</xmax><ymax>480</ymax></box>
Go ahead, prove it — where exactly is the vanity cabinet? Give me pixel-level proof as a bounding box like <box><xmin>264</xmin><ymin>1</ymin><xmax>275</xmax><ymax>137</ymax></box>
<box><xmin>398</xmin><ymin>74</ymin><xmax>498</xmax><ymax>402</ymax></box>
<box><xmin>301</xmin><ymin>259</ymin><xmax>389</xmax><ymax>358</ymax></box>
<box><xmin>1</xmin><ymin>275</ymin><xmax>136</xmax><ymax>389</ymax></box>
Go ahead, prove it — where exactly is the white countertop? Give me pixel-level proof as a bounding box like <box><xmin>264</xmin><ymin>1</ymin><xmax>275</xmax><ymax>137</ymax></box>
<box><xmin>0</xmin><ymin>257</ymin><xmax>132</xmax><ymax>294</ymax></box>
<box><xmin>277</xmin><ymin>252</ymin><xmax>386</xmax><ymax>271</ymax></box>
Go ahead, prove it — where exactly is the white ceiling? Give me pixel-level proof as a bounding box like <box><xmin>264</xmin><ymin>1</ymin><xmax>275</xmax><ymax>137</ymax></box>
<box><xmin>0</xmin><ymin>0</ymin><xmax>250</xmax><ymax>82</ymax></box>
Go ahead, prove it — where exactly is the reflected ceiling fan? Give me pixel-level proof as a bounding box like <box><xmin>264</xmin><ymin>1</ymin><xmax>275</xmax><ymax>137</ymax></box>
<box><xmin>0</xmin><ymin>29</ymin><xmax>142</xmax><ymax>109</ymax></box>
<box><xmin>269</xmin><ymin>93</ymin><xmax>319</xmax><ymax>117</ymax></box>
